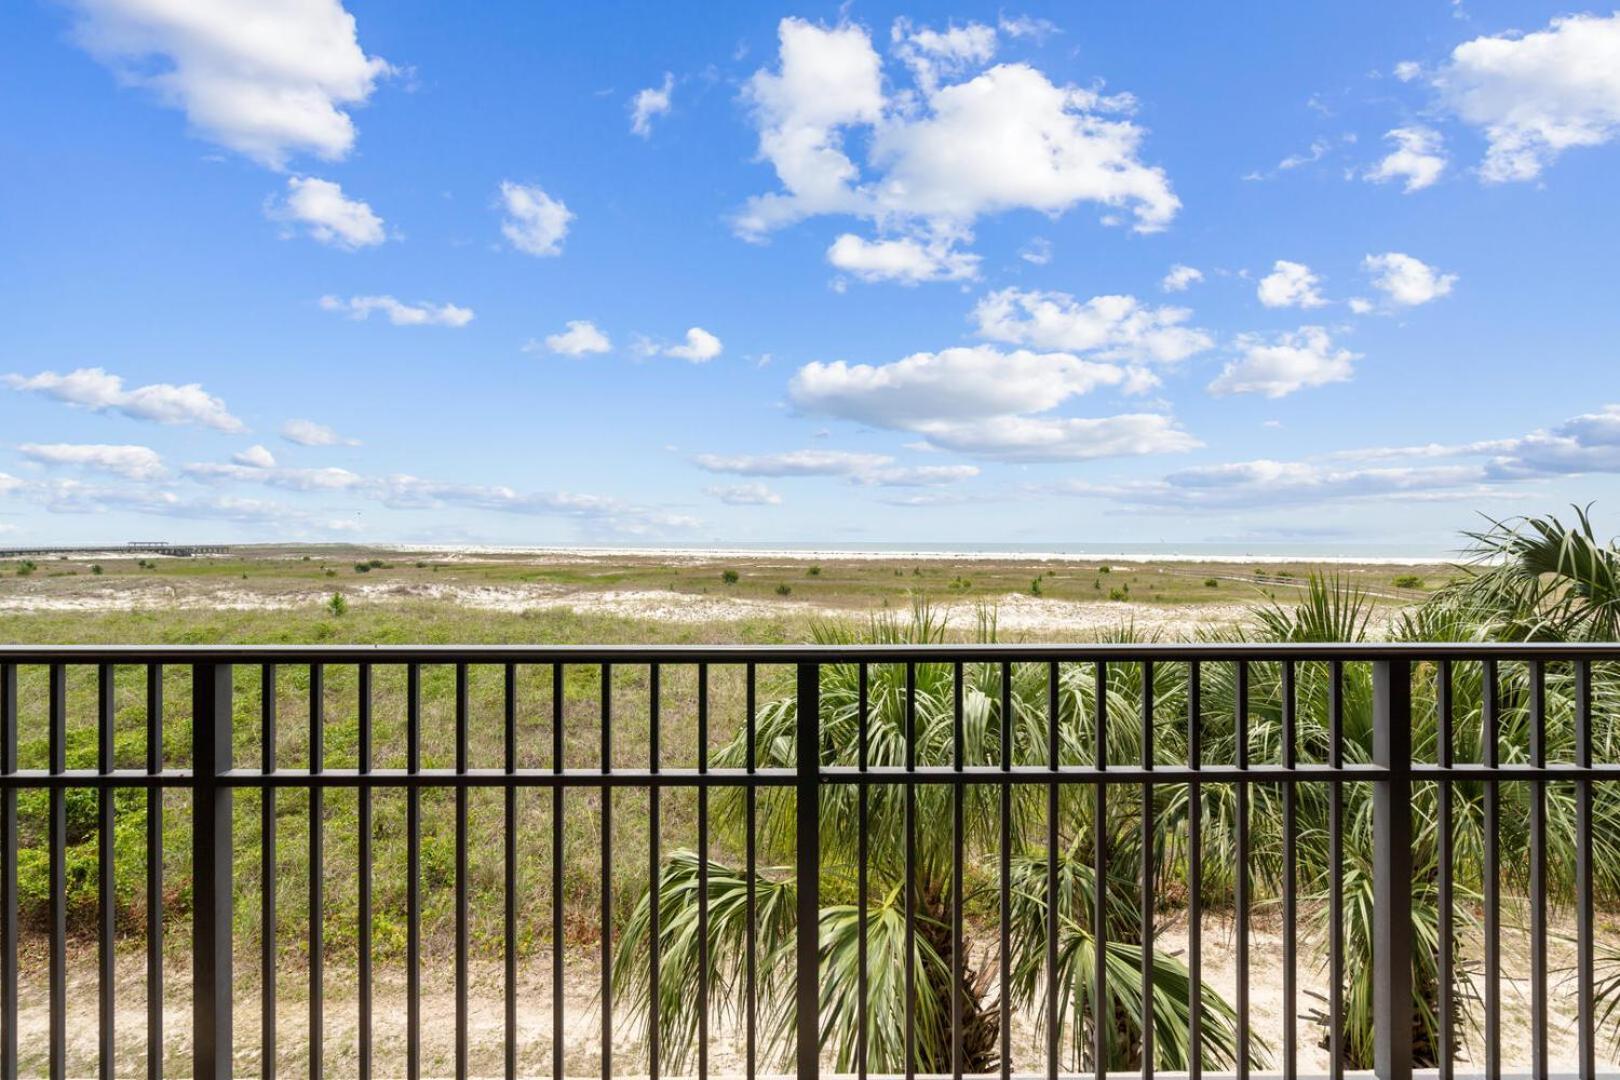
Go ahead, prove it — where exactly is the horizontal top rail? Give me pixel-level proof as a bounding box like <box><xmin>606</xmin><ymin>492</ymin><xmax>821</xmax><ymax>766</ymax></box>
<box><xmin>2</xmin><ymin>641</ymin><xmax>1620</xmax><ymax>662</ymax></box>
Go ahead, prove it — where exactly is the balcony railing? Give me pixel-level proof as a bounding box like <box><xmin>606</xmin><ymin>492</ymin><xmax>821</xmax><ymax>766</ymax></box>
<box><xmin>0</xmin><ymin>643</ymin><xmax>1616</xmax><ymax>1079</ymax></box>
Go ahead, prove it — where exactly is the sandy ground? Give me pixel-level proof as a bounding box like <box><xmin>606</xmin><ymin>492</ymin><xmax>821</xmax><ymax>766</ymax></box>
<box><xmin>12</xmin><ymin>901</ymin><xmax>1608</xmax><ymax>1078</ymax></box>
<box><xmin>0</xmin><ymin>578</ymin><xmax>1253</xmax><ymax>638</ymax></box>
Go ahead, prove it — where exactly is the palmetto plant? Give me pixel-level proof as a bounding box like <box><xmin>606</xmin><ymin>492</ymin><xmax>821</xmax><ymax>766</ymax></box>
<box><xmin>614</xmin><ymin>607</ymin><xmax>1253</xmax><ymax>1074</ymax></box>
<box><xmin>615</xmin><ymin>509</ymin><xmax>1620</xmax><ymax>1072</ymax></box>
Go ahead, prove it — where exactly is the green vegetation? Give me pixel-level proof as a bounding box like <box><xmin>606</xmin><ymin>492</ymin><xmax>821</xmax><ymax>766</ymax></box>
<box><xmin>721</xmin><ymin>569</ymin><xmax>740</xmax><ymax>585</ymax></box>
<box><xmin>327</xmin><ymin>592</ymin><xmax>349</xmax><ymax>617</ymax></box>
<box><xmin>775</xmin><ymin>584</ymin><xmax>792</xmax><ymax>596</ymax></box>
<box><xmin>1204</xmin><ymin>578</ymin><xmax>1219</xmax><ymax>588</ymax></box>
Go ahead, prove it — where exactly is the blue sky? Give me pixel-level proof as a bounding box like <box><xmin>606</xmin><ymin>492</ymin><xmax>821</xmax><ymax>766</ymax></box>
<box><xmin>2</xmin><ymin>1</ymin><xmax>1618</xmax><ymax>551</ymax></box>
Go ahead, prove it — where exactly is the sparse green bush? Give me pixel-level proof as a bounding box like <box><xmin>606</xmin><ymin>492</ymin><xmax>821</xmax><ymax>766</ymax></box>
<box><xmin>1109</xmin><ymin>586</ymin><xmax>1130</xmax><ymax>602</ymax></box>
<box><xmin>807</xmin><ymin>565</ymin><xmax>822</xmax><ymax>577</ymax></box>
<box><xmin>1393</xmin><ymin>574</ymin><xmax>1424</xmax><ymax>589</ymax></box>
<box><xmin>721</xmin><ymin>569</ymin><xmax>739</xmax><ymax>585</ymax></box>
<box><xmin>1205</xmin><ymin>578</ymin><xmax>1219</xmax><ymax>588</ymax></box>
<box><xmin>354</xmin><ymin>563</ymin><xmax>371</xmax><ymax>573</ymax></box>
<box><xmin>775</xmin><ymin>584</ymin><xmax>792</xmax><ymax>596</ymax></box>
<box><xmin>327</xmin><ymin>593</ymin><xmax>349</xmax><ymax>617</ymax></box>
<box><xmin>1029</xmin><ymin>577</ymin><xmax>1042</xmax><ymax>595</ymax></box>
<box><xmin>1098</xmin><ymin>565</ymin><xmax>1111</xmax><ymax>574</ymax></box>
<box><xmin>90</xmin><ymin>564</ymin><xmax>103</xmax><ymax>575</ymax></box>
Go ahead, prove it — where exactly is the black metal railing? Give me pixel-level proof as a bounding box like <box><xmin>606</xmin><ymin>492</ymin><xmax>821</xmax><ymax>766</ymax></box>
<box><xmin>0</xmin><ymin>643</ymin><xmax>1616</xmax><ymax>1079</ymax></box>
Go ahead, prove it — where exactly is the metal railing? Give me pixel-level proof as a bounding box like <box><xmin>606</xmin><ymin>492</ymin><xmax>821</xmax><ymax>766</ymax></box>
<box><xmin>0</xmin><ymin>643</ymin><xmax>1616</xmax><ymax>1080</ymax></box>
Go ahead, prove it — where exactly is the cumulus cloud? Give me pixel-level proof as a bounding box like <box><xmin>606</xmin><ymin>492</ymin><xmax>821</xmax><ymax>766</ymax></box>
<box><xmin>630</xmin><ymin>72</ymin><xmax>674</xmax><ymax>137</ymax></box>
<box><xmin>6</xmin><ymin>366</ymin><xmax>244</xmax><ymax>431</ymax></box>
<box><xmin>535</xmin><ymin>320</ymin><xmax>612</xmax><ymax>357</ymax></box>
<box><xmin>1435</xmin><ymin>12</ymin><xmax>1620</xmax><ymax>182</ymax></box>
<box><xmin>280</xmin><ymin>419</ymin><xmax>359</xmax><ymax>447</ymax></box>
<box><xmin>734</xmin><ymin>18</ymin><xmax>1178</xmax><ymax>269</ymax></box>
<box><xmin>1208</xmin><ymin>327</ymin><xmax>1358</xmax><ymax>398</ymax></box>
<box><xmin>1364</xmin><ymin>127</ymin><xmax>1447</xmax><ymax>192</ymax></box>
<box><xmin>664</xmin><ymin>327</ymin><xmax>723</xmax><ymax>363</ymax></box>
<box><xmin>18</xmin><ymin>442</ymin><xmax>165</xmax><ymax>480</ymax></box>
<box><xmin>972</xmin><ymin>288</ymin><xmax>1213</xmax><ymax>365</ymax></box>
<box><xmin>1161</xmin><ymin>264</ymin><xmax>1203</xmax><ymax>292</ymax></box>
<box><xmin>184</xmin><ymin>460</ymin><xmax>363</xmax><ymax>491</ymax></box>
<box><xmin>1363</xmin><ymin>252</ymin><xmax>1457</xmax><ymax>306</ymax></box>
<box><xmin>65</xmin><ymin>0</ymin><xmax>390</xmax><ymax>168</ymax></box>
<box><xmin>789</xmin><ymin>342</ymin><xmax>1197</xmax><ymax>462</ymax></box>
<box><xmin>232</xmin><ymin>444</ymin><xmax>277</xmax><ymax>468</ymax></box>
<box><xmin>704</xmin><ymin>482</ymin><xmax>782</xmax><ymax>506</ymax></box>
<box><xmin>266</xmin><ymin>176</ymin><xmax>386</xmax><ymax>248</ymax></box>
<box><xmin>319</xmin><ymin>294</ymin><xmax>473</xmax><ymax>327</ymax></box>
<box><xmin>1256</xmin><ymin>260</ymin><xmax>1327</xmax><ymax>309</ymax></box>
<box><xmin>826</xmin><ymin>233</ymin><xmax>980</xmax><ymax>283</ymax></box>
<box><xmin>498</xmin><ymin>181</ymin><xmax>572</xmax><ymax>257</ymax></box>
<box><xmin>693</xmin><ymin>449</ymin><xmax>977</xmax><ymax>487</ymax></box>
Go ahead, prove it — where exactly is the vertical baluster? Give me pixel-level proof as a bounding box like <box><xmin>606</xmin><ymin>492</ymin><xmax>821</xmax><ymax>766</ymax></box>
<box><xmin>601</xmin><ymin>663</ymin><xmax>614</xmax><ymax>1080</ymax></box>
<box><xmin>1372</xmin><ymin>660</ymin><xmax>1413</xmax><ymax>1080</ymax></box>
<box><xmin>794</xmin><ymin>663</ymin><xmax>821</xmax><ymax>1080</ymax></box>
<box><xmin>1187</xmin><ymin>661</ymin><xmax>1202</xmax><ymax>1080</ymax></box>
<box><xmin>261</xmin><ymin>664</ymin><xmax>276</xmax><ymax>1080</ymax></box>
<box><xmin>358</xmin><ymin>663</ymin><xmax>373</xmax><ymax>1080</ymax></box>
<box><xmin>696</xmin><ymin>663</ymin><xmax>708</xmax><ymax>1080</ymax></box>
<box><xmin>1235</xmin><ymin>660</ymin><xmax>1250</xmax><ymax>1080</ymax></box>
<box><xmin>1437</xmin><ymin>659</ymin><xmax>1454</xmax><ymax>1080</ymax></box>
<box><xmin>192</xmin><ymin>663</ymin><xmax>233</xmax><ymax>1080</ymax></box>
<box><xmin>746</xmin><ymin>663</ymin><xmax>758</xmax><ymax>1080</ymax></box>
<box><xmin>2</xmin><ymin>662</ymin><xmax>16</xmax><ymax>1080</ymax></box>
<box><xmin>951</xmin><ymin>662</ymin><xmax>965</xmax><ymax>1080</ymax></box>
<box><xmin>310</xmin><ymin>663</ymin><xmax>324</xmax><ymax>1080</ymax></box>
<box><xmin>505</xmin><ymin>663</ymin><xmax>519</xmax><ymax>1080</ymax></box>
<box><xmin>1575</xmin><ymin>659</ymin><xmax>1595</xmax><ymax>1080</ymax></box>
<box><xmin>905</xmin><ymin>661</ymin><xmax>917</xmax><ymax>1080</ymax></box>
<box><xmin>146</xmin><ymin>663</ymin><xmax>164</xmax><ymax>1080</ymax></box>
<box><xmin>1529</xmin><ymin>659</ymin><xmax>1548</xmax><ymax>1079</ymax></box>
<box><xmin>648</xmin><ymin>664</ymin><xmax>661</xmax><ymax>1080</ymax></box>
<box><xmin>1093</xmin><ymin>661</ymin><xmax>1107</xmax><ymax>1080</ymax></box>
<box><xmin>1046</xmin><ymin>661</ymin><xmax>1060</xmax><ymax>1080</ymax></box>
<box><xmin>49</xmin><ymin>663</ymin><xmax>66</xmax><ymax>1080</ymax></box>
<box><xmin>406</xmin><ymin>664</ymin><xmax>421</xmax><ymax>1080</ymax></box>
<box><xmin>1140</xmin><ymin>661</ymin><xmax>1154</xmax><ymax>1078</ymax></box>
<box><xmin>998</xmin><ymin>661</ymin><xmax>1012</xmax><ymax>1080</ymax></box>
<box><xmin>551</xmin><ymin>664</ymin><xmax>565</xmax><ymax>1080</ymax></box>
<box><xmin>98</xmin><ymin>664</ymin><xmax>116</xmax><ymax>1079</ymax></box>
<box><xmin>857</xmin><ymin>663</ymin><xmax>869</xmax><ymax>1080</ymax></box>
<box><xmin>1484</xmin><ymin>659</ymin><xmax>1500</xmax><ymax>1079</ymax></box>
<box><xmin>455</xmin><ymin>663</ymin><xmax>469</xmax><ymax>1080</ymax></box>
<box><xmin>1328</xmin><ymin>660</ymin><xmax>1344</xmax><ymax>1080</ymax></box>
<box><xmin>1282</xmin><ymin>659</ymin><xmax>1297</xmax><ymax>1080</ymax></box>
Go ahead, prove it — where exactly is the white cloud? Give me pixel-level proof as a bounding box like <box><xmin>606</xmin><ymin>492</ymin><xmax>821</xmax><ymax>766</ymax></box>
<box><xmin>1394</xmin><ymin>61</ymin><xmax>1423</xmax><ymax>82</ymax></box>
<box><xmin>997</xmin><ymin>14</ymin><xmax>1058</xmax><ymax>42</ymax></box>
<box><xmin>891</xmin><ymin>17</ymin><xmax>997</xmax><ymax>93</ymax></box>
<box><xmin>1256</xmin><ymin>260</ymin><xmax>1327</xmax><ymax>309</ymax></box>
<box><xmin>793</xmin><ymin>345</ymin><xmax>1122</xmax><ymax>427</ymax></box>
<box><xmin>66</xmin><ymin>0</ymin><xmax>390</xmax><ymax>168</ymax></box>
<box><xmin>497</xmin><ymin>181</ymin><xmax>572</xmax><ymax>257</ymax></box>
<box><xmin>18</xmin><ymin>442</ymin><xmax>165</xmax><ymax>480</ymax></box>
<box><xmin>537</xmin><ymin>320</ymin><xmax>612</xmax><ymax>357</ymax></box>
<box><xmin>1364</xmin><ymin>127</ymin><xmax>1447</xmax><ymax>192</ymax></box>
<box><xmin>1363</xmin><ymin>252</ymin><xmax>1457</xmax><ymax>306</ymax></box>
<box><xmin>704</xmin><ymin>483</ymin><xmax>782</xmax><ymax>506</ymax></box>
<box><xmin>368</xmin><ymin>475</ymin><xmax>699</xmax><ymax>535</ymax></box>
<box><xmin>319</xmin><ymin>294</ymin><xmax>473</xmax><ymax>327</ymax></box>
<box><xmin>184</xmin><ymin>460</ymin><xmax>363</xmax><ymax>491</ymax></box>
<box><xmin>826</xmin><ymin>233</ymin><xmax>979</xmax><ymax>283</ymax></box>
<box><xmin>665</xmin><ymin>327</ymin><xmax>723</xmax><ymax>363</ymax></box>
<box><xmin>1436</xmin><ymin>12</ymin><xmax>1620</xmax><ymax>181</ymax></box>
<box><xmin>1057</xmin><ymin>459</ymin><xmax>1488</xmax><ymax>511</ymax></box>
<box><xmin>910</xmin><ymin>413</ymin><xmax>1199</xmax><ymax>462</ymax></box>
<box><xmin>0</xmin><ymin>474</ymin><xmax>20</xmax><ymax>496</ymax></box>
<box><xmin>267</xmin><ymin>176</ymin><xmax>386</xmax><ymax>248</ymax></box>
<box><xmin>1348</xmin><ymin>297</ymin><xmax>1375</xmax><ymax>315</ymax></box>
<box><xmin>1278</xmin><ymin>138</ymin><xmax>1330</xmax><ymax>170</ymax></box>
<box><xmin>694</xmin><ymin>448</ymin><xmax>977</xmax><ymax>487</ymax></box>
<box><xmin>789</xmin><ymin>341</ymin><xmax>1196</xmax><ymax>462</ymax></box>
<box><xmin>972</xmin><ymin>288</ymin><xmax>1213</xmax><ymax>364</ymax></box>
<box><xmin>1161</xmin><ymin>264</ymin><xmax>1203</xmax><ymax>292</ymax></box>
<box><xmin>735</xmin><ymin>19</ymin><xmax>1177</xmax><ymax>248</ymax></box>
<box><xmin>630</xmin><ymin>72</ymin><xmax>674</xmax><ymax>137</ymax></box>
<box><xmin>280</xmin><ymin>419</ymin><xmax>358</xmax><ymax>446</ymax></box>
<box><xmin>232</xmin><ymin>444</ymin><xmax>277</xmax><ymax>468</ymax></box>
<box><xmin>6</xmin><ymin>367</ymin><xmax>244</xmax><ymax>431</ymax></box>
<box><xmin>1208</xmin><ymin>326</ymin><xmax>1358</xmax><ymax>398</ymax></box>
<box><xmin>1019</xmin><ymin>237</ymin><xmax>1052</xmax><ymax>265</ymax></box>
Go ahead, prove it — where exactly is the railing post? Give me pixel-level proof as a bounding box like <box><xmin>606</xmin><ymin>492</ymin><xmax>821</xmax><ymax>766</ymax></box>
<box><xmin>796</xmin><ymin>663</ymin><xmax>821</xmax><ymax>1080</ymax></box>
<box><xmin>1372</xmin><ymin>660</ymin><xmax>1413</xmax><ymax>1080</ymax></box>
<box><xmin>193</xmin><ymin>663</ymin><xmax>234</xmax><ymax>1080</ymax></box>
